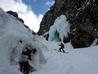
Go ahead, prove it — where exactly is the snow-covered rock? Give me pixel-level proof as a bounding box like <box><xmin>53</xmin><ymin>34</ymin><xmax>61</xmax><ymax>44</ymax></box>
<box><xmin>0</xmin><ymin>8</ymin><xmax>45</xmax><ymax>74</ymax></box>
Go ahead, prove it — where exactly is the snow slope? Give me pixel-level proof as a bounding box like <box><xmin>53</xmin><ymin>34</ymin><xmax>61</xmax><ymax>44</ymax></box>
<box><xmin>31</xmin><ymin>36</ymin><xmax>98</xmax><ymax>74</ymax></box>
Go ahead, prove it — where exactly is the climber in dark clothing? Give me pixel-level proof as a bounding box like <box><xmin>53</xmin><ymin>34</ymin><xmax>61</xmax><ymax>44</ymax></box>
<box><xmin>59</xmin><ymin>42</ymin><xmax>65</xmax><ymax>53</ymax></box>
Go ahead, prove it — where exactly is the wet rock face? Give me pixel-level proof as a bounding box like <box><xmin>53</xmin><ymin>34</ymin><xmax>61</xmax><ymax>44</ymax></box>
<box><xmin>68</xmin><ymin>0</ymin><xmax>98</xmax><ymax>48</ymax></box>
<box><xmin>70</xmin><ymin>28</ymin><xmax>95</xmax><ymax>48</ymax></box>
<box><xmin>63</xmin><ymin>36</ymin><xmax>70</xmax><ymax>43</ymax></box>
<box><xmin>67</xmin><ymin>0</ymin><xmax>98</xmax><ymax>37</ymax></box>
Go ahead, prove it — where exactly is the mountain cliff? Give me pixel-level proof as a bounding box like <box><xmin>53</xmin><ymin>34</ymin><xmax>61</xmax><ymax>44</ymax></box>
<box><xmin>38</xmin><ymin>0</ymin><xmax>98</xmax><ymax>48</ymax></box>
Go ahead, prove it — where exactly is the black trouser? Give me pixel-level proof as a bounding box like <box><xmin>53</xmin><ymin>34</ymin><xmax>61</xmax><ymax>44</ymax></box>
<box><xmin>59</xmin><ymin>48</ymin><xmax>65</xmax><ymax>53</ymax></box>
